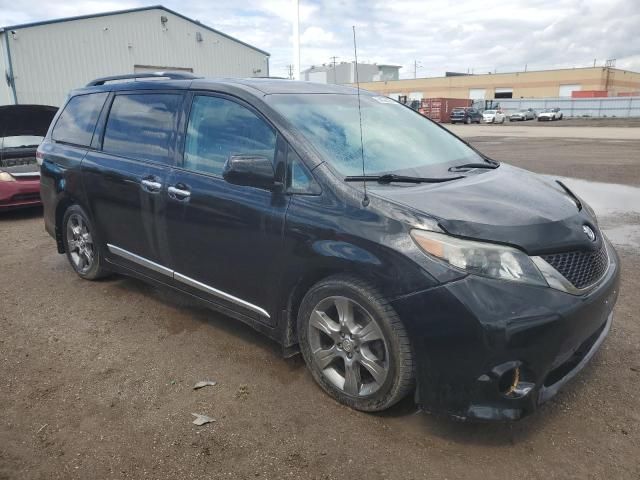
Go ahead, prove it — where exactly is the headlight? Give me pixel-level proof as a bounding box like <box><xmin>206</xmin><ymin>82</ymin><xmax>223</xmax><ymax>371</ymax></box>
<box><xmin>0</xmin><ymin>171</ymin><xmax>16</xmax><ymax>182</ymax></box>
<box><xmin>410</xmin><ymin>229</ymin><xmax>547</xmax><ymax>286</ymax></box>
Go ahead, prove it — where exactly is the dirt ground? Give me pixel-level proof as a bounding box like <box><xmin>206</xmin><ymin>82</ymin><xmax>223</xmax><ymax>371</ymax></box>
<box><xmin>2</xmin><ymin>132</ymin><xmax>640</xmax><ymax>479</ymax></box>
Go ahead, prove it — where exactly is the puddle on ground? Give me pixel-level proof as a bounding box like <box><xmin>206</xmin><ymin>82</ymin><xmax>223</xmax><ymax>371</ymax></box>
<box><xmin>550</xmin><ymin>176</ymin><xmax>640</xmax><ymax>248</ymax></box>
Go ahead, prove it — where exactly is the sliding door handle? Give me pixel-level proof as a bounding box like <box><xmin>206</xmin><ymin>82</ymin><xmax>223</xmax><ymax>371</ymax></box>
<box><xmin>141</xmin><ymin>178</ymin><xmax>162</xmax><ymax>192</ymax></box>
<box><xmin>168</xmin><ymin>185</ymin><xmax>191</xmax><ymax>200</ymax></box>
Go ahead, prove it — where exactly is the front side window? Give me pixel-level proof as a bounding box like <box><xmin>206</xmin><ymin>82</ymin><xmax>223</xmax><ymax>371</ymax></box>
<box><xmin>52</xmin><ymin>93</ymin><xmax>108</xmax><ymax>146</ymax></box>
<box><xmin>183</xmin><ymin>95</ymin><xmax>276</xmax><ymax>176</ymax></box>
<box><xmin>266</xmin><ymin>94</ymin><xmax>483</xmax><ymax>177</ymax></box>
<box><xmin>102</xmin><ymin>93</ymin><xmax>181</xmax><ymax>164</ymax></box>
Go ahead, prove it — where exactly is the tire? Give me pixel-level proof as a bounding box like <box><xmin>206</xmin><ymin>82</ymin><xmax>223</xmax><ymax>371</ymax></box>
<box><xmin>464</xmin><ymin>117</ymin><xmax>471</xmax><ymax>124</ymax></box>
<box><xmin>297</xmin><ymin>275</ymin><xmax>415</xmax><ymax>412</ymax></box>
<box><xmin>62</xmin><ymin>204</ymin><xmax>110</xmax><ymax>280</ymax></box>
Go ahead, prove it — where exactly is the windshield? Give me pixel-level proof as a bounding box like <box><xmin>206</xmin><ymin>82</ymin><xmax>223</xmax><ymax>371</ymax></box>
<box><xmin>484</xmin><ymin>110</ymin><xmax>496</xmax><ymax>114</ymax></box>
<box><xmin>266</xmin><ymin>94</ymin><xmax>483</xmax><ymax>177</ymax></box>
<box><xmin>1</xmin><ymin>135</ymin><xmax>44</xmax><ymax>149</ymax></box>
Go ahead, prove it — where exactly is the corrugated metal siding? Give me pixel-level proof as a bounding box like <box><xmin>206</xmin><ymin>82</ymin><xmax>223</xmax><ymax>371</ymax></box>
<box><xmin>6</xmin><ymin>8</ymin><xmax>269</xmax><ymax>106</ymax></box>
<box><xmin>498</xmin><ymin>97</ymin><xmax>640</xmax><ymax>118</ymax></box>
<box><xmin>0</xmin><ymin>33</ymin><xmax>13</xmax><ymax>105</ymax></box>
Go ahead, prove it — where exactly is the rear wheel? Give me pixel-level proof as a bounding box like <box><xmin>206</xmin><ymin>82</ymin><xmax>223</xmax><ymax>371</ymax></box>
<box><xmin>298</xmin><ymin>276</ymin><xmax>414</xmax><ymax>412</ymax></box>
<box><xmin>62</xmin><ymin>205</ymin><xmax>109</xmax><ymax>280</ymax></box>
<box><xmin>465</xmin><ymin>117</ymin><xmax>471</xmax><ymax>124</ymax></box>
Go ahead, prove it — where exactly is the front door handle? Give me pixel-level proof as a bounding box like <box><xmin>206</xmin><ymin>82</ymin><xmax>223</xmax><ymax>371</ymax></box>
<box><xmin>141</xmin><ymin>178</ymin><xmax>162</xmax><ymax>192</ymax></box>
<box><xmin>168</xmin><ymin>185</ymin><xmax>191</xmax><ymax>201</ymax></box>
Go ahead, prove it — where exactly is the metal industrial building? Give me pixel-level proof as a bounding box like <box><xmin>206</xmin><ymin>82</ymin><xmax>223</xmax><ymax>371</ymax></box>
<box><xmin>355</xmin><ymin>67</ymin><xmax>640</xmax><ymax>101</ymax></box>
<box><xmin>0</xmin><ymin>5</ymin><xmax>270</xmax><ymax>106</ymax></box>
<box><xmin>303</xmin><ymin>62</ymin><xmax>400</xmax><ymax>84</ymax></box>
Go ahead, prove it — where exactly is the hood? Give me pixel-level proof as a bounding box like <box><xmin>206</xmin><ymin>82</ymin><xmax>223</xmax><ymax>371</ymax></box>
<box><xmin>0</xmin><ymin>104</ymin><xmax>58</xmax><ymax>138</ymax></box>
<box><xmin>368</xmin><ymin>165</ymin><xmax>601</xmax><ymax>255</ymax></box>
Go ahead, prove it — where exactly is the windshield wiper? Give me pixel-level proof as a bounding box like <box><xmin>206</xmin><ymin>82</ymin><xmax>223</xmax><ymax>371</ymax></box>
<box><xmin>448</xmin><ymin>161</ymin><xmax>499</xmax><ymax>172</ymax></box>
<box><xmin>344</xmin><ymin>173</ymin><xmax>464</xmax><ymax>184</ymax></box>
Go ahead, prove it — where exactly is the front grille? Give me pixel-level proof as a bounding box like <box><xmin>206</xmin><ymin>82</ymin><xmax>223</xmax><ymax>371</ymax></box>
<box><xmin>541</xmin><ymin>245</ymin><xmax>608</xmax><ymax>289</ymax></box>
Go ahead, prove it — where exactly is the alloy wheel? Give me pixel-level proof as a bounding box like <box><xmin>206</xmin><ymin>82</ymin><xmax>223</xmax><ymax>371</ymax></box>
<box><xmin>307</xmin><ymin>296</ymin><xmax>390</xmax><ymax>397</ymax></box>
<box><xmin>66</xmin><ymin>213</ymin><xmax>95</xmax><ymax>274</ymax></box>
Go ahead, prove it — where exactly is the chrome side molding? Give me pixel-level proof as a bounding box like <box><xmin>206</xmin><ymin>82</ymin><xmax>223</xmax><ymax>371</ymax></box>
<box><xmin>107</xmin><ymin>244</ymin><xmax>173</xmax><ymax>276</ymax></box>
<box><xmin>106</xmin><ymin>243</ymin><xmax>270</xmax><ymax>318</ymax></box>
<box><xmin>173</xmin><ymin>272</ymin><xmax>270</xmax><ymax>318</ymax></box>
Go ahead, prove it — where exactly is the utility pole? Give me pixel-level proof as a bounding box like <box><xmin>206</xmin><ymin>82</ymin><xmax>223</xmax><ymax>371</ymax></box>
<box><xmin>329</xmin><ymin>56</ymin><xmax>339</xmax><ymax>84</ymax></box>
<box><xmin>286</xmin><ymin>64</ymin><xmax>294</xmax><ymax>80</ymax></box>
<box><xmin>413</xmin><ymin>60</ymin><xmax>422</xmax><ymax>79</ymax></box>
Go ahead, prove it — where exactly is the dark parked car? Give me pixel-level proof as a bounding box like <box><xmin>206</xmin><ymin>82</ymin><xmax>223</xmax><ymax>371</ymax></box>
<box><xmin>39</xmin><ymin>73</ymin><xmax>619</xmax><ymax>421</ymax></box>
<box><xmin>0</xmin><ymin>105</ymin><xmax>57</xmax><ymax>210</ymax></box>
<box><xmin>450</xmin><ymin>107</ymin><xmax>482</xmax><ymax>124</ymax></box>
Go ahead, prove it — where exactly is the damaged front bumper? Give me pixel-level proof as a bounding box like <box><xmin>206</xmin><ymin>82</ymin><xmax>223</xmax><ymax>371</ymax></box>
<box><xmin>390</xmin><ymin>242</ymin><xmax>620</xmax><ymax>421</ymax></box>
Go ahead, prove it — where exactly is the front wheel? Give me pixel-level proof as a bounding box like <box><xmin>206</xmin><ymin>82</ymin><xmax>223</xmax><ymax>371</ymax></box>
<box><xmin>62</xmin><ymin>205</ymin><xmax>110</xmax><ymax>280</ymax></box>
<box><xmin>465</xmin><ymin>117</ymin><xmax>471</xmax><ymax>124</ymax></box>
<box><xmin>298</xmin><ymin>276</ymin><xmax>415</xmax><ymax>412</ymax></box>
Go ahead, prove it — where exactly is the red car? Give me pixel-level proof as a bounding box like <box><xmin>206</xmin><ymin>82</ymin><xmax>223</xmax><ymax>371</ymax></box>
<box><xmin>0</xmin><ymin>105</ymin><xmax>57</xmax><ymax>210</ymax></box>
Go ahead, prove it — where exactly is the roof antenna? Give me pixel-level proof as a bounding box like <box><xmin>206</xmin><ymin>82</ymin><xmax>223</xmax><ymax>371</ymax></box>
<box><xmin>352</xmin><ymin>25</ymin><xmax>369</xmax><ymax>208</ymax></box>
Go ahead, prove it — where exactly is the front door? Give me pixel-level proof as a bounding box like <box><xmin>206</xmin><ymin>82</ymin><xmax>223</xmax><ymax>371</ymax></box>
<box><xmin>162</xmin><ymin>93</ymin><xmax>289</xmax><ymax>325</ymax></box>
<box><xmin>83</xmin><ymin>91</ymin><xmax>183</xmax><ymax>281</ymax></box>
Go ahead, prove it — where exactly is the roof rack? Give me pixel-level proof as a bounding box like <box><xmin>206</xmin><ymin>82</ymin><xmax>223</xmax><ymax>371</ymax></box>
<box><xmin>86</xmin><ymin>72</ymin><xmax>200</xmax><ymax>87</ymax></box>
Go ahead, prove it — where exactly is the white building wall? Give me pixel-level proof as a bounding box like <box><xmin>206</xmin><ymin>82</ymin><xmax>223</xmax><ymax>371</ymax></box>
<box><xmin>5</xmin><ymin>8</ymin><xmax>269</xmax><ymax>106</ymax></box>
<box><xmin>0</xmin><ymin>33</ymin><xmax>13</xmax><ymax>105</ymax></box>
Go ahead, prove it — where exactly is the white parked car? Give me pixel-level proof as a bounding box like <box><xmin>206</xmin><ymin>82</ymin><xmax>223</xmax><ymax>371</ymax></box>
<box><xmin>482</xmin><ymin>109</ymin><xmax>507</xmax><ymax>124</ymax></box>
<box><xmin>537</xmin><ymin>108</ymin><xmax>564</xmax><ymax>121</ymax></box>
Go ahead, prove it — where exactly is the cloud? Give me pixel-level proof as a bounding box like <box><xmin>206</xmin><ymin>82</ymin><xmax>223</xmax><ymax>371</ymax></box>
<box><xmin>0</xmin><ymin>0</ymin><xmax>638</xmax><ymax>78</ymax></box>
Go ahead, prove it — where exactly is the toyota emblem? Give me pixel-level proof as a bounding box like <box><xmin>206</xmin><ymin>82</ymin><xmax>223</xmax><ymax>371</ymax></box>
<box><xmin>583</xmin><ymin>225</ymin><xmax>596</xmax><ymax>242</ymax></box>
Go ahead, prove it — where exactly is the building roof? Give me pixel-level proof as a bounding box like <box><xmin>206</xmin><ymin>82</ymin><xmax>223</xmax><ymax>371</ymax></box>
<box><xmin>0</xmin><ymin>5</ymin><xmax>269</xmax><ymax>56</ymax></box>
<box><xmin>302</xmin><ymin>63</ymin><xmax>401</xmax><ymax>74</ymax></box>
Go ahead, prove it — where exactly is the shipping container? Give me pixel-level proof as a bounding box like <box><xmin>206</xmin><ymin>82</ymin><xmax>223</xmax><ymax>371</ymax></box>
<box><xmin>572</xmin><ymin>90</ymin><xmax>608</xmax><ymax>98</ymax></box>
<box><xmin>418</xmin><ymin>98</ymin><xmax>472</xmax><ymax>123</ymax></box>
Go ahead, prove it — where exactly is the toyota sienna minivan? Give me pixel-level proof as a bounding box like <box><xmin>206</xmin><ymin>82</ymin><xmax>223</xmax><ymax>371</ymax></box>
<box><xmin>39</xmin><ymin>73</ymin><xmax>619</xmax><ymax>421</ymax></box>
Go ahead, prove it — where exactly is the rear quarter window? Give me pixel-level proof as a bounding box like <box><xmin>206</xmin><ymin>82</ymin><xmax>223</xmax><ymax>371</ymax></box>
<box><xmin>52</xmin><ymin>92</ymin><xmax>108</xmax><ymax>147</ymax></box>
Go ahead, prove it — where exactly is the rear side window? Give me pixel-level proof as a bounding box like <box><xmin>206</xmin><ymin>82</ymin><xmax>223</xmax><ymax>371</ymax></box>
<box><xmin>52</xmin><ymin>92</ymin><xmax>108</xmax><ymax>146</ymax></box>
<box><xmin>183</xmin><ymin>95</ymin><xmax>276</xmax><ymax>176</ymax></box>
<box><xmin>102</xmin><ymin>93</ymin><xmax>181</xmax><ymax>164</ymax></box>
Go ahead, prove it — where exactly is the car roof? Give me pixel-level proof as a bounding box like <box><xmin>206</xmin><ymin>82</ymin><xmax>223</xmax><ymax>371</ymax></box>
<box><xmin>72</xmin><ymin>77</ymin><xmax>366</xmax><ymax>98</ymax></box>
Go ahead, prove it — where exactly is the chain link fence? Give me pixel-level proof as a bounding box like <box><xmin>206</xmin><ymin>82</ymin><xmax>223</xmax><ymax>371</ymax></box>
<box><xmin>495</xmin><ymin>97</ymin><xmax>640</xmax><ymax>118</ymax></box>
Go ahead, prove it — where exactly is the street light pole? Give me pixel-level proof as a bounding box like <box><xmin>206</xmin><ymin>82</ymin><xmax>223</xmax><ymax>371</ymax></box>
<box><xmin>414</xmin><ymin>60</ymin><xmax>422</xmax><ymax>79</ymax></box>
<box><xmin>293</xmin><ymin>0</ymin><xmax>301</xmax><ymax>80</ymax></box>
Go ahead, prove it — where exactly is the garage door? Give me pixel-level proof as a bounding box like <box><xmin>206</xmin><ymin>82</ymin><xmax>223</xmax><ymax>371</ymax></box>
<box><xmin>134</xmin><ymin>65</ymin><xmax>193</xmax><ymax>74</ymax></box>
<box><xmin>469</xmin><ymin>88</ymin><xmax>486</xmax><ymax>100</ymax></box>
<box><xmin>559</xmin><ymin>84</ymin><xmax>581</xmax><ymax>97</ymax></box>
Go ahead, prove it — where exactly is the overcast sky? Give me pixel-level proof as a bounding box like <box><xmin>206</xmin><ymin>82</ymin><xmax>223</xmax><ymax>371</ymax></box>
<box><xmin>1</xmin><ymin>0</ymin><xmax>638</xmax><ymax>79</ymax></box>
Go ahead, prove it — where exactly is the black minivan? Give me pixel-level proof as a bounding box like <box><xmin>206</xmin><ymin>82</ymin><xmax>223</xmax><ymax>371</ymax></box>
<box><xmin>39</xmin><ymin>73</ymin><xmax>619</xmax><ymax>421</ymax></box>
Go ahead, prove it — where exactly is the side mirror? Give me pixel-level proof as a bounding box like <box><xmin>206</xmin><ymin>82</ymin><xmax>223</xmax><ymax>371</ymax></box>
<box><xmin>222</xmin><ymin>154</ymin><xmax>279</xmax><ymax>190</ymax></box>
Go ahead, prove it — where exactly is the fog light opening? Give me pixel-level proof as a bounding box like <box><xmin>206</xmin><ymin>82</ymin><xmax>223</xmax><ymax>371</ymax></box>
<box><xmin>499</xmin><ymin>367</ymin><xmax>520</xmax><ymax>396</ymax></box>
